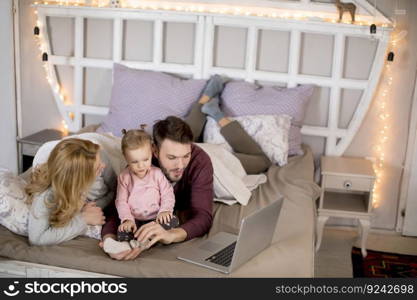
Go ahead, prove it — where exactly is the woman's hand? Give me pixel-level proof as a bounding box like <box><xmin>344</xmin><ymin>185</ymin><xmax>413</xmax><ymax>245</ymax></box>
<box><xmin>81</xmin><ymin>202</ymin><xmax>105</xmax><ymax>225</ymax></box>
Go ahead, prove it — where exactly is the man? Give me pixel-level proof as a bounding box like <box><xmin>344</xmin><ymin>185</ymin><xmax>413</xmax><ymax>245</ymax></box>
<box><xmin>100</xmin><ymin>116</ymin><xmax>214</xmax><ymax>260</ymax></box>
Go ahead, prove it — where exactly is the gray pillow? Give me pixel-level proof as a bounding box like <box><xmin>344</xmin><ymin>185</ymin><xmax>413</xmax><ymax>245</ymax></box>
<box><xmin>220</xmin><ymin>81</ymin><xmax>314</xmax><ymax>155</ymax></box>
<box><xmin>98</xmin><ymin>64</ymin><xmax>207</xmax><ymax>136</ymax></box>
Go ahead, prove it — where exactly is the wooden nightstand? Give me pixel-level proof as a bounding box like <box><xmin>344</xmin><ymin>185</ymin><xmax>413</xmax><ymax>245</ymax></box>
<box><xmin>17</xmin><ymin>129</ymin><xmax>69</xmax><ymax>173</ymax></box>
<box><xmin>316</xmin><ymin>156</ymin><xmax>376</xmax><ymax>257</ymax></box>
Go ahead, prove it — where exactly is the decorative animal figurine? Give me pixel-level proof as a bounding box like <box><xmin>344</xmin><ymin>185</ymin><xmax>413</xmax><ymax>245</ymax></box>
<box><xmin>335</xmin><ymin>0</ymin><xmax>356</xmax><ymax>23</ymax></box>
<box><xmin>110</xmin><ymin>0</ymin><xmax>120</xmax><ymax>8</ymax></box>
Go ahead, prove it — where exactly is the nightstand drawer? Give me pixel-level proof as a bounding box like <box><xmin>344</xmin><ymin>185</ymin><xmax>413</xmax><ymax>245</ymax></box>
<box><xmin>323</xmin><ymin>175</ymin><xmax>373</xmax><ymax>192</ymax></box>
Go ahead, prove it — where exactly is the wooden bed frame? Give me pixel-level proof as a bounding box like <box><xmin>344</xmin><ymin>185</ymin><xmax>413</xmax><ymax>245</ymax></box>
<box><xmin>33</xmin><ymin>0</ymin><xmax>392</xmax><ymax>156</ymax></box>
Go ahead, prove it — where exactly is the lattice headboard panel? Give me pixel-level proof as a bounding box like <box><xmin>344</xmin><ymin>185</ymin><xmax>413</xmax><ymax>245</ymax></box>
<box><xmin>34</xmin><ymin>3</ymin><xmax>392</xmax><ymax>156</ymax></box>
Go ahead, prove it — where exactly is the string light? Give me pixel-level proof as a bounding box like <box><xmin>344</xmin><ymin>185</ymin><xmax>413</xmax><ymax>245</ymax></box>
<box><xmin>33</xmin><ymin>9</ymin><xmax>72</xmax><ymax>133</ymax></box>
<box><xmin>33</xmin><ymin>1</ymin><xmax>395</xmax><ymax>140</ymax></box>
<box><xmin>61</xmin><ymin>120</ymin><xmax>69</xmax><ymax>135</ymax></box>
<box><xmin>32</xmin><ymin>0</ymin><xmax>392</xmax><ymax>27</ymax></box>
<box><xmin>371</xmin><ymin>33</ymin><xmax>397</xmax><ymax>209</ymax></box>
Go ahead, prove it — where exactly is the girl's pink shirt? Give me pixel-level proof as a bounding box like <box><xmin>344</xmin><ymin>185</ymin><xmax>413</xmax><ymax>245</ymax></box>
<box><xmin>115</xmin><ymin>166</ymin><xmax>175</xmax><ymax>222</ymax></box>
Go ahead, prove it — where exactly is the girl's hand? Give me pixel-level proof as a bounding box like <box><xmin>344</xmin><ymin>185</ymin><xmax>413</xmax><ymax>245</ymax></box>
<box><xmin>118</xmin><ymin>219</ymin><xmax>137</xmax><ymax>232</ymax></box>
<box><xmin>156</xmin><ymin>211</ymin><xmax>172</xmax><ymax>225</ymax></box>
<box><xmin>81</xmin><ymin>202</ymin><xmax>105</xmax><ymax>225</ymax></box>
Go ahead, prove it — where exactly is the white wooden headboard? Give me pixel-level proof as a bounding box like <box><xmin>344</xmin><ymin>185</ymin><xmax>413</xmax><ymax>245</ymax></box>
<box><xmin>33</xmin><ymin>1</ymin><xmax>392</xmax><ymax>156</ymax></box>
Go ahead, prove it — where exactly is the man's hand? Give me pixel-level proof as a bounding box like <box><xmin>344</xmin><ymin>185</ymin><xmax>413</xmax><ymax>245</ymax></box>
<box><xmin>134</xmin><ymin>222</ymin><xmax>187</xmax><ymax>248</ymax></box>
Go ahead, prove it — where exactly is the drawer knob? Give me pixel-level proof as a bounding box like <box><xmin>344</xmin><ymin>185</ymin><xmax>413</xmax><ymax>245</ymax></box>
<box><xmin>343</xmin><ymin>180</ymin><xmax>353</xmax><ymax>189</ymax></box>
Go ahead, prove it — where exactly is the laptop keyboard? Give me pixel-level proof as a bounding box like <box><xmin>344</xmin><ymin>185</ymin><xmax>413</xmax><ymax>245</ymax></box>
<box><xmin>205</xmin><ymin>241</ymin><xmax>237</xmax><ymax>267</ymax></box>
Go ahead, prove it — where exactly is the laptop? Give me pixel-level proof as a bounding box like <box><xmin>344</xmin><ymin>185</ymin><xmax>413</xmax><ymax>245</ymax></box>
<box><xmin>177</xmin><ymin>198</ymin><xmax>283</xmax><ymax>274</ymax></box>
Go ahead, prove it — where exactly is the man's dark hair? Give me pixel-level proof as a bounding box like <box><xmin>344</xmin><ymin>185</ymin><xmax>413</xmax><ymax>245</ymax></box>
<box><xmin>153</xmin><ymin>116</ymin><xmax>194</xmax><ymax>148</ymax></box>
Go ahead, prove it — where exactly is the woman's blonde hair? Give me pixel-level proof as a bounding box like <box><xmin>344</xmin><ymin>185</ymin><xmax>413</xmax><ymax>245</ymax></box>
<box><xmin>25</xmin><ymin>138</ymin><xmax>99</xmax><ymax>227</ymax></box>
<box><xmin>121</xmin><ymin>124</ymin><xmax>152</xmax><ymax>155</ymax></box>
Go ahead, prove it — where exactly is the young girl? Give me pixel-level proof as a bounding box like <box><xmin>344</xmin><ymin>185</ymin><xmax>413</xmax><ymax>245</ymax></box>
<box><xmin>103</xmin><ymin>125</ymin><xmax>178</xmax><ymax>254</ymax></box>
<box><xmin>25</xmin><ymin>138</ymin><xmax>106</xmax><ymax>246</ymax></box>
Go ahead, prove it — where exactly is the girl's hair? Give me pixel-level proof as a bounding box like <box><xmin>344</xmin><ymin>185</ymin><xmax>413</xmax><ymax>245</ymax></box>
<box><xmin>25</xmin><ymin>138</ymin><xmax>99</xmax><ymax>227</ymax></box>
<box><xmin>121</xmin><ymin>124</ymin><xmax>152</xmax><ymax>155</ymax></box>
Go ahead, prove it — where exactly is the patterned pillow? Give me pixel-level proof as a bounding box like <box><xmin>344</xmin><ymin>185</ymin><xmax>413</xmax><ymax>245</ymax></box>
<box><xmin>221</xmin><ymin>81</ymin><xmax>314</xmax><ymax>155</ymax></box>
<box><xmin>203</xmin><ymin>115</ymin><xmax>291</xmax><ymax>166</ymax></box>
<box><xmin>0</xmin><ymin>168</ymin><xmax>101</xmax><ymax>240</ymax></box>
<box><xmin>98</xmin><ymin>63</ymin><xmax>207</xmax><ymax>136</ymax></box>
<box><xmin>0</xmin><ymin>168</ymin><xmax>29</xmax><ymax>236</ymax></box>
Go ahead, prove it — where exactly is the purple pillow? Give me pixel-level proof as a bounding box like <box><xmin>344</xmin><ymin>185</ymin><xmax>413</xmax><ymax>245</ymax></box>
<box><xmin>98</xmin><ymin>64</ymin><xmax>207</xmax><ymax>136</ymax></box>
<box><xmin>220</xmin><ymin>81</ymin><xmax>314</xmax><ymax>155</ymax></box>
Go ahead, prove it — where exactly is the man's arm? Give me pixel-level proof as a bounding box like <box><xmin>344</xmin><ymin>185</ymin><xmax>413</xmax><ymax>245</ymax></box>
<box><xmin>179</xmin><ymin>154</ymin><xmax>214</xmax><ymax>240</ymax></box>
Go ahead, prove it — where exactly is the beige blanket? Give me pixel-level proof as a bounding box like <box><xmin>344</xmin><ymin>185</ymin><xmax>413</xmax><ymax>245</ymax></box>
<box><xmin>0</xmin><ymin>145</ymin><xmax>320</xmax><ymax>277</ymax></box>
<box><xmin>196</xmin><ymin>142</ymin><xmax>267</xmax><ymax>206</ymax></box>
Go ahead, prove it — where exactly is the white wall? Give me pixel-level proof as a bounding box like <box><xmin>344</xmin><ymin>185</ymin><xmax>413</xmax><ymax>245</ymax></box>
<box><xmin>17</xmin><ymin>0</ymin><xmax>417</xmax><ymax>230</ymax></box>
<box><xmin>345</xmin><ymin>0</ymin><xmax>417</xmax><ymax>230</ymax></box>
<box><xmin>19</xmin><ymin>0</ymin><xmax>63</xmax><ymax>136</ymax></box>
<box><xmin>0</xmin><ymin>0</ymin><xmax>18</xmax><ymax>173</ymax></box>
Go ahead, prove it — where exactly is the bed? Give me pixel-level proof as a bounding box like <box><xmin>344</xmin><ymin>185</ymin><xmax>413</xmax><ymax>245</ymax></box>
<box><xmin>0</xmin><ymin>0</ymin><xmax>392</xmax><ymax>277</ymax></box>
<box><xmin>0</xmin><ymin>143</ymin><xmax>319</xmax><ymax>277</ymax></box>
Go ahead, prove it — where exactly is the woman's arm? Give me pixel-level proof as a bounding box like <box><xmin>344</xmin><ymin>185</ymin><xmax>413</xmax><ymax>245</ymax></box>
<box><xmin>28</xmin><ymin>190</ymin><xmax>87</xmax><ymax>246</ymax></box>
<box><xmin>88</xmin><ymin>151</ymin><xmax>117</xmax><ymax>209</ymax></box>
<box><xmin>93</xmin><ymin>177</ymin><xmax>116</xmax><ymax>210</ymax></box>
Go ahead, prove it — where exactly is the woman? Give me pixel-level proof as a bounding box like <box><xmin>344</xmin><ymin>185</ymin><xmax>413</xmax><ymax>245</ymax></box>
<box><xmin>25</xmin><ymin>138</ymin><xmax>106</xmax><ymax>246</ymax></box>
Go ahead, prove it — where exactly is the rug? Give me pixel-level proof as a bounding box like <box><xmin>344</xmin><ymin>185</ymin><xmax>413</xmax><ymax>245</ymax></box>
<box><xmin>352</xmin><ymin>247</ymin><xmax>417</xmax><ymax>278</ymax></box>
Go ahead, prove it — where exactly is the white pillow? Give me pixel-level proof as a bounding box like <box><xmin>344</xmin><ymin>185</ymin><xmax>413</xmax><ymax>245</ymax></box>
<box><xmin>203</xmin><ymin>114</ymin><xmax>291</xmax><ymax>166</ymax></box>
<box><xmin>0</xmin><ymin>168</ymin><xmax>101</xmax><ymax>240</ymax></box>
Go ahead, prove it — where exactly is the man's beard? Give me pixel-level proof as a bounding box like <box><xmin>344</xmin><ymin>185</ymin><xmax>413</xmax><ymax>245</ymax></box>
<box><xmin>160</xmin><ymin>165</ymin><xmax>183</xmax><ymax>182</ymax></box>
